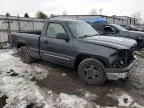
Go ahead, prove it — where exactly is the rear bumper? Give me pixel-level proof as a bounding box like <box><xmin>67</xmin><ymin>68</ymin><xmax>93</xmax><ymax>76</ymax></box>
<box><xmin>105</xmin><ymin>59</ymin><xmax>137</xmax><ymax>80</ymax></box>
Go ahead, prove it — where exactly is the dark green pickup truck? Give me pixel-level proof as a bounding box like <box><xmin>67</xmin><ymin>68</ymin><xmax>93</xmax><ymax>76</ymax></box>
<box><xmin>11</xmin><ymin>19</ymin><xmax>137</xmax><ymax>85</ymax></box>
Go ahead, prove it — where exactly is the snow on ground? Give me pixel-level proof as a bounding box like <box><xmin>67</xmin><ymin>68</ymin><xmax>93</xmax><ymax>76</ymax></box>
<box><xmin>0</xmin><ymin>49</ymin><xmax>144</xmax><ymax>108</ymax></box>
<box><xmin>0</xmin><ymin>50</ymin><xmax>48</xmax><ymax>80</ymax></box>
<box><xmin>0</xmin><ymin>50</ymin><xmax>93</xmax><ymax>108</ymax></box>
<box><xmin>0</xmin><ymin>75</ymin><xmax>92</xmax><ymax>108</ymax></box>
<box><xmin>0</xmin><ymin>76</ymin><xmax>50</xmax><ymax>108</ymax></box>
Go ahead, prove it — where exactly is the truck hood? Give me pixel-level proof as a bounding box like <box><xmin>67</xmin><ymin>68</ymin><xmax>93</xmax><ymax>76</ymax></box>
<box><xmin>81</xmin><ymin>36</ymin><xmax>137</xmax><ymax>50</ymax></box>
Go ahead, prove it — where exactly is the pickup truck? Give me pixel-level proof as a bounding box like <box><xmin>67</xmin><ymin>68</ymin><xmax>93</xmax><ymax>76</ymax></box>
<box><xmin>11</xmin><ymin>19</ymin><xmax>137</xmax><ymax>85</ymax></box>
<box><xmin>91</xmin><ymin>23</ymin><xmax>144</xmax><ymax>50</ymax></box>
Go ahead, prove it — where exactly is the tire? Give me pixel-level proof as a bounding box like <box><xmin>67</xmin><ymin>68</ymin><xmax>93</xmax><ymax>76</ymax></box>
<box><xmin>78</xmin><ymin>58</ymin><xmax>106</xmax><ymax>85</ymax></box>
<box><xmin>18</xmin><ymin>46</ymin><xmax>33</xmax><ymax>63</ymax></box>
<box><xmin>121</xmin><ymin>77</ymin><xmax>129</xmax><ymax>82</ymax></box>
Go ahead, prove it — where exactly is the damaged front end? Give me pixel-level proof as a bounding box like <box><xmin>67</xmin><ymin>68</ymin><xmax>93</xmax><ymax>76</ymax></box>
<box><xmin>105</xmin><ymin>48</ymin><xmax>137</xmax><ymax>80</ymax></box>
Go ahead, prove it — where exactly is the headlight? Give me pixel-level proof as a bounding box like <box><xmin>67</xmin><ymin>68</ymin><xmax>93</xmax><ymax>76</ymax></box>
<box><xmin>138</xmin><ymin>36</ymin><xmax>143</xmax><ymax>41</ymax></box>
<box><xmin>119</xmin><ymin>60</ymin><xmax>124</xmax><ymax>65</ymax></box>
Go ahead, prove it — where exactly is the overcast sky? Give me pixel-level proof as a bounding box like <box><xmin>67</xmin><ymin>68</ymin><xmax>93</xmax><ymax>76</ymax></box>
<box><xmin>1</xmin><ymin>0</ymin><xmax>144</xmax><ymax>18</ymax></box>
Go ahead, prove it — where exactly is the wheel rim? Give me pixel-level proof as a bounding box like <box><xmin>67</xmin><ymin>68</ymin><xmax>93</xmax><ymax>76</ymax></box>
<box><xmin>84</xmin><ymin>65</ymin><xmax>100</xmax><ymax>80</ymax></box>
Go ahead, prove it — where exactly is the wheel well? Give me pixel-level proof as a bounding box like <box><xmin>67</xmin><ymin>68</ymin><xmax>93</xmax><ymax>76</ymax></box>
<box><xmin>74</xmin><ymin>54</ymin><xmax>108</xmax><ymax>69</ymax></box>
<box><xmin>16</xmin><ymin>42</ymin><xmax>26</xmax><ymax>48</ymax></box>
<box><xmin>74</xmin><ymin>55</ymin><xmax>90</xmax><ymax>69</ymax></box>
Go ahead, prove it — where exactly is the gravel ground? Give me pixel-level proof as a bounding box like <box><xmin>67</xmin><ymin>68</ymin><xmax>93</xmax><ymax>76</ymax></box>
<box><xmin>0</xmin><ymin>49</ymin><xmax>144</xmax><ymax>108</ymax></box>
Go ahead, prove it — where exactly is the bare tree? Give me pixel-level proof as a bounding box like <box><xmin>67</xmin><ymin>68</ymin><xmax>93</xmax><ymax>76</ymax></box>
<box><xmin>49</xmin><ymin>14</ymin><xmax>57</xmax><ymax>18</ymax></box>
<box><xmin>5</xmin><ymin>13</ymin><xmax>10</xmax><ymax>16</ymax></box>
<box><xmin>62</xmin><ymin>10</ymin><xmax>68</xmax><ymax>15</ymax></box>
<box><xmin>24</xmin><ymin>13</ymin><xmax>29</xmax><ymax>18</ymax></box>
<box><xmin>89</xmin><ymin>9</ymin><xmax>97</xmax><ymax>15</ymax></box>
<box><xmin>131</xmin><ymin>12</ymin><xmax>143</xmax><ymax>24</ymax></box>
<box><xmin>99</xmin><ymin>9</ymin><xmax>102</xmax><ymax>15</ymax></box>
<box><xmin>36</xmin><ymin>11</ymin><xmax>48</xmax><ymax>19</ymax></box>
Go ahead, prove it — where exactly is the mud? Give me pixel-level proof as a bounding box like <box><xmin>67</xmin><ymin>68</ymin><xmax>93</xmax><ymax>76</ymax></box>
<box><xmin>0</xmin><ymin>95</ymin><xmax>8</xmax><ymax>108</ymax></box>
<box><xmin>36</xmin><ymin>57</ymin><xmax>144</xmax><ymax>107</ymax></box>
<box><xmin>1</xmin><ymin>50</ymin><xmax>144</xmax><ymax>108</ymax></box>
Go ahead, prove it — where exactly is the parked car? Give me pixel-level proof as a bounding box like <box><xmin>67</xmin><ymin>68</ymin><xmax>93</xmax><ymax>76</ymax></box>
<box><xmin>11</xmin><ymin>19</ymin><xmax>137</xmax><ymax>85</ymax></box>
<box><xmin>91</xmin><ymin>23</ymin><xmax>144</xmax><ymax>50</ymax></box>
<box><xmin>121</xmin><ymin>25</ymin><xmax>144</xmax><ymax>32</ymax></box>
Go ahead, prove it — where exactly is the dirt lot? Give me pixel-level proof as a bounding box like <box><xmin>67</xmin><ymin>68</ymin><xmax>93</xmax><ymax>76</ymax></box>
<box><xmin>0</xmin><ymin>49</ymin><xmax>144</xmax><ymax>108</ymax></box>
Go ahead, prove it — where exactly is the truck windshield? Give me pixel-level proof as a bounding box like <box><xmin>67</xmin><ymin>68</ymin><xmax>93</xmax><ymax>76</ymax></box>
<box><xmin>67</xmin><ymin>21</ymin><xmax>99</xmax><ymax>38</ymax></box>
<box><xmin>111</xmin><ymin>24</ymin><xmax>128</xmax><ymax>31</ymax></box>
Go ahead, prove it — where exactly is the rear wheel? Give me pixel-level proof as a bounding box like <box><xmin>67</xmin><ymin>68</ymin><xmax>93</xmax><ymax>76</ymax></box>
<box><xmin>78</xmin><ymin>58</ymin><xmax>106</xmax><ymax>85</ymax></box>
<box><xmin>18</xmin><ymin>46</ymin><xmax>34</xmax><ymax>63</ymax></box>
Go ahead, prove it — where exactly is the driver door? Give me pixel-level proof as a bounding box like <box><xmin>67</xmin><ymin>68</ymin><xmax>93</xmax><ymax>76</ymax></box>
<box><xmin>40</xmin><ymin>22</ymin><xmax>73</xmax><ymax>66</ymax></box>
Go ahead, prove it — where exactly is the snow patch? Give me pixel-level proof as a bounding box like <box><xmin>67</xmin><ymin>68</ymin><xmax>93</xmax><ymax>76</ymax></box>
<box><xmin>0</xmin><ymin>76</ymin><xmax>50</xmax><ymax>108</ymax></box>
<box><xmin>61</xmin><ymin>73</ymin><xmax>66</xmax><ymax>77</ymax></box>
<box><xmin>0</xmin><ymin>50</ymin><xmax>49</xmax><ymax>81</ymax></box>
<box><xmin>84</xmin><ymin>91</ymin><xmax>98</xmax><ymax>101</ymax></box>
<box><xmin>59</xmin><ymin>93</ymin><xmax>89</xmax><ymax>108</ymax></box>
<box><xmin>117</xmin><ymin>93</ymin><xmax>133</xmax><ymax>107</ymax></box>
<box><xmin>132</xmin><ymin>102</ymin><xmax>144</xmax><ymax>108</ymax></box>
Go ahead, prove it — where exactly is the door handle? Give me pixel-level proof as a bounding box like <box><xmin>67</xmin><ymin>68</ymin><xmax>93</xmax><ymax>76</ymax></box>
<box><xmin>44</xmin><ymin>40</ymin><xmax>48</xmax><ymax>44</ymax></box>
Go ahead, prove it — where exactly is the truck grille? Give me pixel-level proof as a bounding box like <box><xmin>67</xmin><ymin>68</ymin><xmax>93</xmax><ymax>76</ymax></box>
<box><xmin>121</xmin><ymin>50</ymin><xmax>134</xmax><ymax>65</ymax></box>
<box><xmin>113</xmin><ymin>49</ymin><xmax>134</xmax><ymax>68</ymax></box>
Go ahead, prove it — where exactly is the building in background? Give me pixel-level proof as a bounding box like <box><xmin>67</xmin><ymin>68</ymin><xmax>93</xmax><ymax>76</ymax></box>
<box><xmin>50</xmin><ymin>15</ymin><xmax>137</xmax><ymax>26</ymax></box>
<box><xmin>114</xmin><ymin>16</ymin><xmax>136</xmax><ymax>26</ymax></box>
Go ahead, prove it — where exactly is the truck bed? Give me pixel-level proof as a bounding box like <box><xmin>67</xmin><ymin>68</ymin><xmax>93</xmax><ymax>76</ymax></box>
<box><xmin>18</xmin><ymin>30</ymin><xmax>41</xmax><ymax>35</ymax></box>
<box><xmin>11</xmin><ymin>32</ymin><xmax>40</xmax><ymax>59</ymax></box>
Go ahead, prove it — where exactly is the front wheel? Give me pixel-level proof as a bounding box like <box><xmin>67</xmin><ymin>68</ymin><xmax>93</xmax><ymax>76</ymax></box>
<box><xmin>78</xmin><ymin>58</ymin><xmax>106</xmax><ymax>85</ymax></box>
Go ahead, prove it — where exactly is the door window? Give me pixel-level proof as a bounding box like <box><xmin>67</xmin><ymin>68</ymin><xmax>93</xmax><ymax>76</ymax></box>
<box><xmin>104</xmin><ymin>26</ymin><xmax>117</xmax><ymax>34</ymax></box>
<box><xmin>46</xmin><ymin>23</ymin><xmax>66</xmax><ymax>38</ymax></box>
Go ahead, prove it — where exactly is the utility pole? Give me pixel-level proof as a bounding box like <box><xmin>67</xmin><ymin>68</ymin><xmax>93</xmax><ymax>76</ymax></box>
<box><xmin>7</xmin><ymin>14</ymin><xmax>12</xmax><ymax>46</ymax></box>
<box><xmin>3</xmin><ymin>14</ymin><xmax>13</xmax><ymax>47</ymax></box>
<box><xmin>18</xmin><ymin>15</ymin><xmax>21</xmax><ymax>31</ymax></box>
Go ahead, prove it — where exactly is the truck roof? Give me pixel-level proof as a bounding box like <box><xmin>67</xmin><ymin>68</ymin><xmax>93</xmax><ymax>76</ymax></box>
<box><xmin>48</xmin><ymin>19</ymin><xmax>84</xmax><ymax>23</ymax></box>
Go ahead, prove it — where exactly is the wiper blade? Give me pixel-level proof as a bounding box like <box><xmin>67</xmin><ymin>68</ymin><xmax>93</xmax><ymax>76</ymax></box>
<box><xmin>79</xmin><ymin>34</ymin><xmax>98</xmax><ymax>39</ymax></box>
<box><xmin>79</xmin><ymin>35</ymin><xmax>91</xmax><ymax>39</ymax></box>
<box><xmin>91</xmin><ymin>34</ymin><xmax>99</xmax><ymax>36</ymax></box>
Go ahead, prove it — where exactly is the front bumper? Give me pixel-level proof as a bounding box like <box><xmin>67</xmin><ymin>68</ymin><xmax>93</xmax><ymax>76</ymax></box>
<box><xmin>105</xmin><ymin>59</ymin><xmax>137</xmax><ymax>80</ymax></box>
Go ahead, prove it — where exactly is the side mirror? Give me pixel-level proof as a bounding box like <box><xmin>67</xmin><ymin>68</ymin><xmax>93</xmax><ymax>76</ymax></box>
<box><xmin>56</xmin><ymin>33</ymin><xmax>69</xmax><ymax>41</ymax></box>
